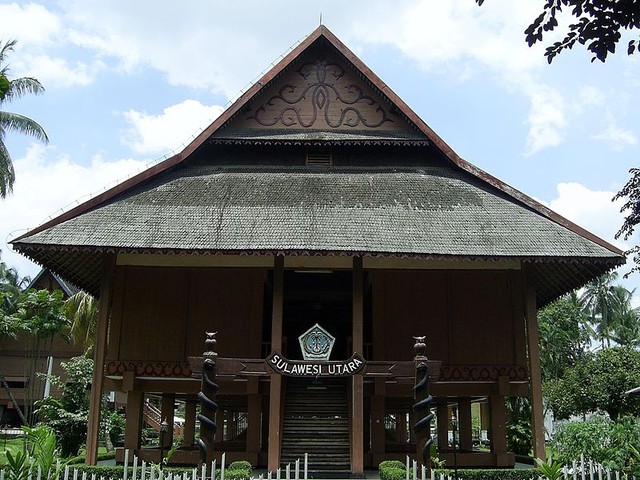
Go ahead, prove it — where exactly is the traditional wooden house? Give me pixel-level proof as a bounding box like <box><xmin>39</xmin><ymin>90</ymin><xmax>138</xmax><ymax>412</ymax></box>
<box><xmin>0</xmin><ymin>269</ymin><xmax>80</xmax><ymax>427</ymax></box>
<box><xmin>11</xmin><ymin>26</ymin><xmax>624</xmax><ymax>475</ymax></box>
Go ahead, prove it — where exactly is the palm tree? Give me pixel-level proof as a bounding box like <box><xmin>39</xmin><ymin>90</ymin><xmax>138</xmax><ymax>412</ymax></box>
<box><xmin>0</xmin><ymin>39</ymin><xmax>48</xmax><ymax>197</ymax></box>
<box><xmin>610</xmin><ymin>286</ymin><xmax>640</xmax><ymax>347</ymax></box>
<box><xmin>580</xmin><ymin>271</ymin><xmax>619</xmax><ymax>348</ymax></box>
<box><xmin>0</xmin><ymin>259</ymin><xmax>31</xmax><ymax>312</ymax></box>
<box><xmin>66</xmin><ymin>291</ymin><xmax>99</xmax><ymax>355</ymax></box>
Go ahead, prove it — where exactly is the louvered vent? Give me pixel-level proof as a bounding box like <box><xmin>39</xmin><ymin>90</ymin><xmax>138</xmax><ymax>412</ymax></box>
<box><xmin>306</xmin><ymin>150</ymin><xmax>332</xmax><ymax>167</ymax></box>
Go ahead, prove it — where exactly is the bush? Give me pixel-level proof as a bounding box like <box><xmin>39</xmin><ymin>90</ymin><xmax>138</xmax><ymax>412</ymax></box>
<box><xmin>379</xmin><ymin>460</ymin><xmax>406</xmax><ymax>471</ymax></box>
<box><xmin>380</xmin><ymin>467</ymin><xmax>406</xmax><ymax>480</ymax></box>
<box><xmin>229</xmin><ymin>460</ymin><xmax>252</xmax><ymax>471</ymax></box>
<box><xmin>226</xmin><ymin>468</ymin><xmax>251</xmax><ymax>480</ymax></box>
<box><xmin>433</xmin><ymin>469</ymin><xmax>535</xmax><ymax>480</ymax></box>
<box><xmin>379</xmin><ymin>460</ymin><xmax>407</xmax><ymax>480</ymax></box>
<box><xmin>552</xmin><ymin>415</ymin><xmax>640</xmax><ymax>473</ymax></box>
<box><xmin>68</xmin><ymin>465</ymin><xmax>252</xmax><ymax>480</ymax></box>
<box><xmin>227</xmin><ymin>460</ymin><xmax>252</xmax><ymax>479</ymax></box>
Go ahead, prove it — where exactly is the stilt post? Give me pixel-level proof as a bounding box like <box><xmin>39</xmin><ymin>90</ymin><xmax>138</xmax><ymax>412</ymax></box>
<box><xmin>413</xmin><ymin>336</ymin><xmax>435</xmax><ymax>471</ymax></box>
<box><xmin>197</xmin><ymin>332</ymin><xmax>219</xmax><ymax>467</ymax></box>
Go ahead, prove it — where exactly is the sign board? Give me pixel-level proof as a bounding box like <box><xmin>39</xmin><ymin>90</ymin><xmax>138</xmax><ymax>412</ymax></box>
<box><xmin>266</xmin><ymin>351</ymin><xmax>366</xmax><ymax>377</ymax></box>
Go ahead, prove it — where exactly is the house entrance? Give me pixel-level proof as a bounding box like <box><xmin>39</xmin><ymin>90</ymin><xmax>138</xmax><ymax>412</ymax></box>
<box><xmin>282</xmin><ymin>270</ymin><xmax>353</xmax><ymax>360</ymax></box>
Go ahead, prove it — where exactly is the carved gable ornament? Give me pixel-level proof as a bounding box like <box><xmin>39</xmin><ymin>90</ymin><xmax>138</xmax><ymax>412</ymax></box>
<box><xmin>245</xmin><ymin>57</ymin><xmax>394</xmax><ymax>130</ymax></box>
<box><xmin>298</xmin><ymin>323</ymin><xmax>336</xmax><ymax>361</ymax></box>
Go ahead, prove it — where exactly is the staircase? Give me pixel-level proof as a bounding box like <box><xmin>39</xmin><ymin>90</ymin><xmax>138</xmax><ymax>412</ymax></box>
<box><xmin>281</xmin><ymin>378</ymin><xmax>351</xmax><ymax>477</ymax></box>
<box><xmin>142</xmin><ymin>401</ymin><xmax>184</xmax><ymax>438</ymax></box>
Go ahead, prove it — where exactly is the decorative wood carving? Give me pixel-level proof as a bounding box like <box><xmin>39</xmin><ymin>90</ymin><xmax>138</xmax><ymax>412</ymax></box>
<box><xmin>105</xmin><ymin>361</ymin><xmax>192</xmax><ymax>378</ymax></box>
<box><xmin>439</xmin><ymin>365</ymin><xmax>528</xmax><ymax>382</ymax></box>
<box><xmin>247</xmin><ymin>60</ymin><xmax>393</xmax><ymax>129</ymax></box>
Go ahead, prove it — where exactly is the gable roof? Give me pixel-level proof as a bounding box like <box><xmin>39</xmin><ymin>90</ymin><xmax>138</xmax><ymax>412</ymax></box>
<box><xmin>10</xmin><ymin>26</ymin><xmax>624</xmax><ymax>303</ymax></box>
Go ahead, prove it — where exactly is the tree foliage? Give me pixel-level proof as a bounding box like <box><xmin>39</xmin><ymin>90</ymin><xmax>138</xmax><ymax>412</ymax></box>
<box><xmin>0</xmin><ymin>39</ymin><xmax>48</xmax><ymax>198</ymax></box>
<box><xmin>552</xmin><ymin>416</ymin><xmax>640</xmax><ymax>473</ymax></box>
<box><xmin>476</xmin><ymin>0</ymin><xmax>640</xmax><ymax>63</ymax></box>
<box><xmin>538</xmin><ymin>292</ymin><xmax>590</xmax><ymax>381</ymax></box>
<box><xmin>544</xmin><ymin>346</ymin><xmax>640</xmax><ymax>420</ymax></box>
<box><xmin>6</xmin><ymin>288</ymin><xmax>70</xmax><ymax>425</ymax></box>
<box><xmin>36</xmin><ymin>356</ymin><xmax>93</xmax><ymax>457</ymax></box>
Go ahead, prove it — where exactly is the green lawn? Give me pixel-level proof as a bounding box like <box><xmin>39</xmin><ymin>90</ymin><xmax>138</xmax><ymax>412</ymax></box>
<box><xmin>0</xmin><ymin>435</ymin><xmax>26</xmax><ymax>464</ymax></box>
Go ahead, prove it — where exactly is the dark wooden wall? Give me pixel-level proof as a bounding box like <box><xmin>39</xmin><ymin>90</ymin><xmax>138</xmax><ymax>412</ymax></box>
<box><xmin>371</xmin><ymin>269</ymin><xmax>527</xmax><ymax>367</ymax></box>
<box><xmin>107</xmin><ymin>266</ymin><xmax>265</xmax><ymax>362</ymax></box>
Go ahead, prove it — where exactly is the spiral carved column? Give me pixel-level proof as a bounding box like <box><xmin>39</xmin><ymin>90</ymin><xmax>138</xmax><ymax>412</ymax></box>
<box><xmin>197</xmin><ymin>332</ymin><xmax>219</xmax><ymax>467</ymax></box>
<box><xmin>413</xmin><ymin>336</ymin><xmax>435</xmax><ymax>468</ymax></box>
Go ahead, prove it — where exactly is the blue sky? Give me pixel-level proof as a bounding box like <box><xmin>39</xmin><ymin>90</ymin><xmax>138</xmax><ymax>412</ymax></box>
<box><xmin>1</xmin><ymin>0</ymin><xmax>639</xmax><ymax>298</ymax></box>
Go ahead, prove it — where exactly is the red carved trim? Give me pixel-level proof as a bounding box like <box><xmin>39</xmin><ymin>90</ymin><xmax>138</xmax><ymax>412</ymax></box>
<box><xmin>105</xmin><ymin>361</ymin><xmax>192</xmax><ymax>378</ymax></box>
<box><xmin>438</xmin><ymin>365</ymin><xmax>528</xmax><ymax>382</ymax></box>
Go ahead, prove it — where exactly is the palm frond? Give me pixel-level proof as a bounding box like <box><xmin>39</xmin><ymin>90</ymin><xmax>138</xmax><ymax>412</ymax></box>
<box><xmin>0</xmin><ymin>138</ymin><xmax>15</xmax><ymax>197</ymax></box>
<box><xmin>3</xmin><ymin>77</ymin><xmax>45</xmax><ymax>102</ymax></box>
<box><xmin>0</xmin><ymin>111</ymin><xmax>48</xmax><ymax>142</ymax></box>
<box><xmin>0</xmin><ymin>39</ymin><xmax>17</xmax><ymax>65</ymax></box>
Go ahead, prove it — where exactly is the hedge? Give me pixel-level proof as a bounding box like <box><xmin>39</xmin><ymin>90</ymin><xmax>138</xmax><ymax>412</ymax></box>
<box><xmin>379</xmin><ymin>461</ymin><xmax>536</xmax><ymax>480</ymax></box>
<box><xmin>433</xmin><ymin>469</ymin><xmax>535</xmax><ymax>480</ymax></box>
<box><xmin>66</xmin><ymin>465</ymin><xmax>252</xmax><ymax>480</ymax></box>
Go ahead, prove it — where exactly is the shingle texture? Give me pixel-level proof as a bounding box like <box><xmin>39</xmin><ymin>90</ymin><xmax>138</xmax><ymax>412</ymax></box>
<box><xmin>16</xmin><ymin>165</ymin><xmax>619</xmax><ymax>258</ymax></box>
<box><xmin>13</xmin><ymin>164</ymin><xmax>623</xmax><ymax>301</ymax></box>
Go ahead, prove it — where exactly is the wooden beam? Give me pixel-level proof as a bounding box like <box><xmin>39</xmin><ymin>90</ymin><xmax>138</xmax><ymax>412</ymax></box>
<box><xmin>351</xmin><ymin>257</ymin><xmax>364</xmax><ymax>475</ymax></box>
<box><xmin>370</xmin><ymin>378</ymin><xmax>385</xmax><ymax>465</ymax></box>
<box><xmin>183</xmin><ymin>396</ymin><xmax>197</xmax><ymax>447</ymax></box>
<box><xmin>161</xmin><ymin>393</ymin><xmax>175</xmax><ymax>447</ymax></box>
<box><xmin>458</xmin><ymin>398</ymin><xmax>473</xmax><ymax>451</ymax></box>
<box><xmin>124</xmin><ymin>390</ymin><xmax>143</xmax><ymax>454</ymax></box>
<box><xmin>247</xmin><ymin>378</ymin><xmax>261</xmax><ymax>457</ymax></box>
<box><xmin>525</xmin><ymin>280</ymin><xmax>546</xmax><ymax>461</ymax></box>
<box><xmin>489</xmin><ymin>395</ymin><xmax>507</xmax><ymax>455</ymax></box>
<box><xmin>268</xmin><ymin>255</ymin><xmax>284</xmax><ymax>472</ymax></box>
<box><xmin>85</xmin><ymin>253</ymin><xmax>115</xmax><ymax>465</ymax></box>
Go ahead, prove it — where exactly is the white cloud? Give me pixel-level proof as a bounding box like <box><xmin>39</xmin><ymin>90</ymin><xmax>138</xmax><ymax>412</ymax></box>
<box><xmin>1</xmin><ymin>144</ymin><xmax>147</xmax><ymax>279</ymax></box>
<box><xmin>0</xmin><ymin>3</ymin><xmax>62</xmax><ymax>46</ymax></box>
<box><xmin>592</xmin><ymin>117</ymin><xmax>638</xmax><ymax>151</ymax></box>
<box><xmin>57</xmin><ymin>0</ymin><xmax>343</xmax><ymax>97</ymax></box>
<box><xmin>545</xmin><ymin>182</ymin><xmax>625</xmax><ymax>250</ymax></box>
<box><xmin>121</xmin><ymin>100</ymin><xmax>224</xmax><ymax>155</ymax></box>
<box><xmin>524</xmin><ymin>85</ymin><xmax>567</xmax><ymax>156</ymax></box>
<box><xmin>575</xmin><ymin>86</ymin><xmax>605</xmax><ymax>112</ymax></box>
<box><xmin>0</xmin><ymin>3</ymin><xmax>105</xmax><ymax>88</ymax></box>
<box><xmin>23</xmin><ymin>54</ymin><xmax>105</xmax><ymax>88</ymax></box>
<box><xmin>543</xmin><ymin>182</ymin><xmax>640</xmax><ymax>302</ymax></box>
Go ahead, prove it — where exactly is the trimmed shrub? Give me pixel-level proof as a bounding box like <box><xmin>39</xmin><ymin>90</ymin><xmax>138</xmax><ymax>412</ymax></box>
<box><xmin>433</xmin><ymin>469</ymin><xmax>535</xmax><ymax>480</ymax></box>
<box><xmin>229</xmin><ymin>460</ymin><xmax>252</xmax><ymax>472</ymax></box>
<box><xmin>67</xmin><ymin>466</ymin><xmax>252</xmax><ymax>480</ymax></box>
<box><xmin>379</xmin><ymin>460</ymin><xmax>407</xmax><ymax>480</ymax></box>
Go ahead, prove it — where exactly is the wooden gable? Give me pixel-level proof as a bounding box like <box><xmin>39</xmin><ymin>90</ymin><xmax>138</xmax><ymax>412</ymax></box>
<box><xmin>211</xmin><ymin>38</ymin><xmax>426</xmax><ymax>142</ymax></box>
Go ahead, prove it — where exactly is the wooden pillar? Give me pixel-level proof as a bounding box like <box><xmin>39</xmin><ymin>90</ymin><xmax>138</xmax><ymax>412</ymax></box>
<box><xmin>351</xmin><ymin>256</ymin><xmax>364</xmax><ymax>475</ymax></box>
<box><xmin>183</xmin><ymin>396</ymin><xmax>197</xmax><ymax>447</ymax></box>
<box><xmin>215</xmin><ymin>408</ymin><xmax>224</xmax><ymax>442</ymax></box>
<box><xmin>268</xmin><ymin>255</ymin><xmax>284</xmax><ymax>472</ymax></box>
<box><xmin>247</xmin><ymin>378</ymin><xmax>261</xmax><ymax>462</ymax></box>
<box><xmin>124</xmin><ymin>390</ymin><xmax>144</xmax><ymax>453</ymax></box>
<box><xmin>161</xmin><ymin>393</ymin><xmax>175</xmax><ymax>447</ymax></box>
<box><xmin>525</xmin><ymin>282</ymin><xmax>546</xmax><ymax>461</ymax></box>
<box><xmin>397</xmin><ymin>413</ymin><xmax>408</xmax><ymax>442</ymax></box>
<box><xmin>85</xmin><ymin>253</ymin><xmax>115</xmax><ymax>465</ymax></box>
<box><xmin>489</xmin><ymin>395</ymin><xmax>507</xmax><ymax>456</ymax></box>
<box><xmin>370</xmin><ymin>378</ymin><xmax>385</xmax><ymax>465</ymax></box>
<box><xmin>437</xmin><ymin>403</ymin><xmax>449</xmax><ymax>449</ymax></box>
<box><xmin>458</xmin><ymin>398</ymin><xmax>473</xmax><ymax>451</ymax></box>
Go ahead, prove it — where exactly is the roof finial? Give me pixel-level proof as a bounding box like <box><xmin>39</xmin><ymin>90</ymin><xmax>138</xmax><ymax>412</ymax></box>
<box><xmin>319</xmin><ymin>13</ymin><xmax>323</xmax><ymax>26</ymax></box>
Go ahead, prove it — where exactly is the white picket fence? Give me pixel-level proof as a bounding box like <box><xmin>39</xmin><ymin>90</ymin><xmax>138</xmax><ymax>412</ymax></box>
<box><xmin>1</xmin><ymin>451</ymin><xmax>630</xmax><ymax>480</ymax></box>
<box><xmin>404</xmin><ymin>454</ymin><xmax>630</xmax><ymax>480</ymax></box>
<box><xmin>0</xmin><ymin>450</ymin><xmax>310</xmax><ymax>480</ymax></box>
